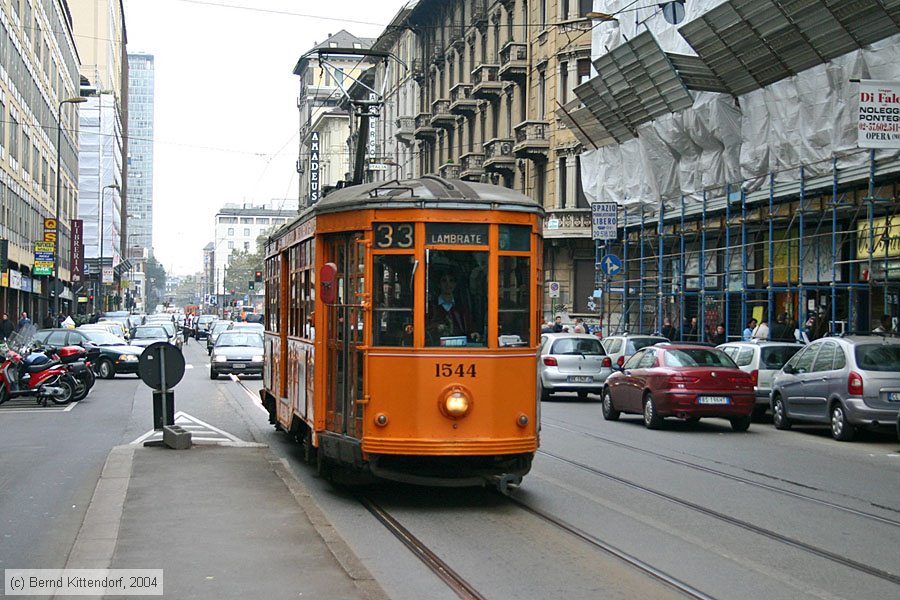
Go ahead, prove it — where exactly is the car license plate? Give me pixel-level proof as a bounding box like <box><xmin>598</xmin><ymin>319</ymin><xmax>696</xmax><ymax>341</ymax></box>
<box><xmin>232</xmin><ymin>364</ymin><xmax>246</xmax><ymax>369</ymax></box>
<box><xmin>567</xmin><ymin>376</ymin><xmax>593</xmax><ymax>383</ymax></box>
<box><xmin>888</xmin><ymin>392</ymin><xmax>900</xmax><ymax>402</ymax></box>
<box><xmin>698</xmin><ymin>396</ymin><xmax>730</xmax><ymax>405</ymax></box>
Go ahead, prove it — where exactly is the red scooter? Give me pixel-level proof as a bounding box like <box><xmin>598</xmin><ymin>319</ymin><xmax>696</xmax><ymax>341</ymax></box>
<box><xmin>0</xmin><ymin>346</ymin><xmax>76</xmax><ymax>406</ymax></box>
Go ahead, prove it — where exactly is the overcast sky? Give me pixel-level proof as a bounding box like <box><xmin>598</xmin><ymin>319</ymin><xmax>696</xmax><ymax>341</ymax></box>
<box><xmin>122</xmin><ymin>0</ymin><xmax>407</xmax><ymax>276</ymax></box>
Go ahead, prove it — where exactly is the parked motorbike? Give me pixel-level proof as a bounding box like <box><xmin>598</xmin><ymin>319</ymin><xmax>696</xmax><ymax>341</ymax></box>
<box><xmin>32</xmin><ymin>345</ymin><xmax>97</xmax><ymax>402</ymax></box>
<box><xmin>0</xmin><ymin>345</ymin><xmax>76</xmax><ymax>406</ymax></box>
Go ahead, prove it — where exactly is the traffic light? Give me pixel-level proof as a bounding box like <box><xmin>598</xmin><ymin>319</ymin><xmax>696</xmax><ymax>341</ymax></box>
<box><xmin>254</xmin><ymin>270</ymin><xmax>263</xmax><ymax>283</ymax></box>
<box><xmin>248</xmin><ymin>280</ymin><xmax>255</xmax><ymax>290</ymax></box>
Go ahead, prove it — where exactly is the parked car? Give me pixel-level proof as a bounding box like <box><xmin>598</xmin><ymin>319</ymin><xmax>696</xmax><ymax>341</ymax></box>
<box><xmin>602</xmin><ymin>334</ymin><xmax>670</xmax><ymax>368</ymax></box>
<box><xmin>538</xmin><ymin>333</ymin><xmax>613</xmax><ymax>401</ymax></box>
<box><xmin>206</xmin><ymin>320</ymin><xmax>233</xmax><ymax>354</ymax></box>
<box><xmin>602</xmin><ymin>344</ymin><xmax>755</xmax><ymax>430</ymax></box>
<box><xmin>771</xmin><ymin>335</ymin><xmax>900</xmax><ymax>441</ymax></box>
<box><xmin>155</xmin><ymin>320</ymin><xmax>183</xmax><ymax>349</ymax></box>
<box><xmin>718</xmin><ymin>341</ymin><xmax>804</xmax><ymax>419</ymax></box>
<box><xmin>210</xmin><ymin>331</ymin><xmax>264</xmax><ymax>379</ymax></box>
<box><xmin>229</xmin><ymin>322</ymin><xmax>264</xmax><ymax>335</ymax></box>
<box><xmin>129</xmin><ymin>325</ymin><xmax>176</xmax><ymax>349</ymax></box>
<box><xmin>34</xmin><ymin>328</ymin><xmax>142</xmax><ymax>379</ymax></box>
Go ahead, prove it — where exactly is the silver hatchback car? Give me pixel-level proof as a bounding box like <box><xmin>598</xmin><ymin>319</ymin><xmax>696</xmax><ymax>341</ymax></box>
<box><xmin>538</xmin><ymin>333</ymin><xmax>613</xmax><ymax>401</ymax></box>
<box><xmin>771</xmin><ymin>335</ymin><xmax>900</xmax><ymax>440</ymax></box>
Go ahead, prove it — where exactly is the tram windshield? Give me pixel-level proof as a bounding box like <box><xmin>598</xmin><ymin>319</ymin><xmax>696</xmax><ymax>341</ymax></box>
<box><xmin>426</xmin><ymin>250</ymin><xmax>488</xmax><ymax>347</ymax></box>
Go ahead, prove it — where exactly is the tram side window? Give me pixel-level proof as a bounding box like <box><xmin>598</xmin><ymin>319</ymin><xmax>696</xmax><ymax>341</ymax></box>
<box><xmin>499</xmin><ymin>256</ymin><xmax>530</xmax><ymax>346</ymax></box>
<box><xmin>372</xmin><ymin>255</ymin><xmax>415</xmax><ymax>346</ymax></box>
<box><xmin>425</xmin><ymin>250</ymin><xmax>488</xmax><ymax>347</ymax></box>
<box><xmin>266</xmin><ymin>256</ymin><xmax>280</xmax><ymax>333</ymax></box>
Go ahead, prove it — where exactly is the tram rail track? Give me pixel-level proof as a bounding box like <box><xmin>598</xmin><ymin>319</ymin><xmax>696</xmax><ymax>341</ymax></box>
<box><xmin>544</xmin><ymin>418</ymin><xmax>900</xmax><ymax>526</ymax></box>
<box><xmin>539</xmin><ymin>448</ymin><xmax>900</xmax><ymax>587</ymax></box>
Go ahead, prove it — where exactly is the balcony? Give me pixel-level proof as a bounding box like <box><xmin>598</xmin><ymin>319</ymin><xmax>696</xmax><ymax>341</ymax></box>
<box><xmin>543</xmin><ymin>208</ymin><xmax>593</xmax><ymax>239</ymax></box>
<box><xmin>394</xmin><ymin>116</ymin><xmax>415</xmax><ymax>144</ymax></box>
<box><xmin>472</xmin><ymin>64</ymin><xmax>502</xmax><ymax>99</ymax></box>
<box><xmin>472</xmin><ymin>0</ymin><xmax>487</xmax><ymax>29</ymax></box>
<box><xmin>449</xmin><ymin>83</ymin><xmax>478</xmax><ymax>116</ymax></box>
<box><xmin>431</xmin><ymin>47</ymin><xmax>445</xmax><ymax>67</ymax></box>
<box><xmin>513</xmin><ymin>120</ymin><xmax>550</xmax><ymax>161</ymax></box>
<box><xmin>439</xmin><ymin>162</ymin><xmax>461</xmax><ymax>180</ymax></box>
<box><xmin>414</xmin><ymin>112</ymin><xmax>436</xmax><ymax>140</ymax></box>
<box><xmin>483</xmin><ymin>137</ymin><xmax>515</xmax><ymax>173</ymax></box>
<box><xmin>460</xmin><ymin>152</ymin><xmax>485</xmax><ymax>181</ymax></box>
<box><xmin>430</xmin><ymin>99</ymin><xmax>456</xmax><ymax>129</ymax></box>
<box><xmin>499</xmin><ymin>42</ymin><xmax>528</xmax><ymax>82</ymax></box>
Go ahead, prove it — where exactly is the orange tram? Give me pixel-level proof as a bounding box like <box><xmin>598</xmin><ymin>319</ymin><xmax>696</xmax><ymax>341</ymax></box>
<box><xmin>260</xmin><ymin>176</ymin><xmax>544</xmax><ymax>488</ymax></box>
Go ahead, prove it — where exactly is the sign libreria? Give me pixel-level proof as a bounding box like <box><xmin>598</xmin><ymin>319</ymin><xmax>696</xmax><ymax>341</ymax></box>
<box><xmin>858</xmin><ymin>80</ymin><xmax>900</xmax><ymax>149</ymax></box>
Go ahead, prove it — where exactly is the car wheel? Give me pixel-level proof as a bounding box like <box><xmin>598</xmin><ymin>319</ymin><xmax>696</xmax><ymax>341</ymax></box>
<box><xmin>210</xmin><ymin>369</ymin><xmax>219</xmax><ymax>380</ymax></box>
<box><xmin>772</xmin><ymin>395</ymin><xmax>791</xmax><ymax>430</ymax></box>
<box><xmin>730</xmin><ymin>415</ymin><xmax>752</xmax><ymax>432</ymax></box>
<box><xmin>601</xmin><ymin>389</ymin><xmax>620</xmax><ymax>421</ymax></box>
<box><xmin>643</xmin><ymin>393</ymin><xmax>663</xmax><ymax>429</ymax></box>
<box><xmin>539</xmin><ymin>380</ymin><xmax>550</xmax><ymax>402</ymax></box>
<box><xmin>830</xmin><ymin>403</ymin><xmax>856</xmax><ymax>441</ymax></box>
<box><xmin>98</xmin><ymin>359</ymin><xmax>115</xmax><ymax>380</ymax></box>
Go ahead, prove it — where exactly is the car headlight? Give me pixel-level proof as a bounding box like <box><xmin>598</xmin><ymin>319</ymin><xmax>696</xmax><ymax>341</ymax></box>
<box><xmin>213</xmin><ymin>355</ymin><xmax>227</xmax><ymax>363</ymax></box>
<box><xmin>252</xmin><ymin>355</ymin><xmax>263</xmax><ymax>362</ymax></box>
<box><xmin>118</xmin><ymin>354</ymin><xmax>139</xmax><ymax>362</ymax></box>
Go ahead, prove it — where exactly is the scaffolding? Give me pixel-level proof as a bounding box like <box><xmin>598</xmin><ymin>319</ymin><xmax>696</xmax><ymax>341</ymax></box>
<box><xmin>595</xmin><ymin>150</ymin><xmax>900</xmax><ymax>342</ymax></box>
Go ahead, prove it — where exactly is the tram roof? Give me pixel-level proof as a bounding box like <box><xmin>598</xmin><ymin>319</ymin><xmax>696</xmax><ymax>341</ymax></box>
<box><xmin>310</xmin><ymin>176</ymin><xmax>544</xmax><ymax>216</ymax></box>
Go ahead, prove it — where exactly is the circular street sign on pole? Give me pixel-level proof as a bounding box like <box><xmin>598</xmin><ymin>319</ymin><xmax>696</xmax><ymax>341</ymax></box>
<box><xmin>138</xmin><ymin>342</ymin><xmax>186</xmax><ymax>391</ymax></box>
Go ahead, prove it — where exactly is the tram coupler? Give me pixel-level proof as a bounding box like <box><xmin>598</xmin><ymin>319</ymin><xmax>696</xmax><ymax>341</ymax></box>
<box><xmin>493</xmin><ymin>473</ymin><xmax>523</xmax><ymax>495</ymax></box>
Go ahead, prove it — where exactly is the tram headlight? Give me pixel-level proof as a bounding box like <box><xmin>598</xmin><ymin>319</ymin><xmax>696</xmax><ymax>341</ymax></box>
<box><xmin>440</xmin><ymin>386</ymin><xmax>472</xmax><ymax>419</ymax></box>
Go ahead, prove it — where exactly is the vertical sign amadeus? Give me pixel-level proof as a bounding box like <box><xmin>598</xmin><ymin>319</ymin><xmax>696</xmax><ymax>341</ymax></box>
<box><xmin>309</xmin><ymin>131</ymin><xmax>320</xmax><ymax>205</ymax></box>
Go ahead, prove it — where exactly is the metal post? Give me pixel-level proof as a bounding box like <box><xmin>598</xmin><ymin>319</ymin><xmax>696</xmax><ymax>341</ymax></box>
<box><xmin>638</xmin><ymin>205</ymin><xmax>645</xmax><ymax>333</ymax></box>
<box><xmin>699</xmin><ymin>191</ymin><xmax>707</xmax><ymax>342</ymax></box>
<box><xmin>725</xmin><ymin>184</ymin><xmax>731</xmax><ymax>339</ymax></box>
<box><xmin>657</xmin><ymin>200</ymin><xmax>665</xmax><ymax>334</ymax></box>
<box><xmin>679</xmin><ymin>195</ymin><xmax>686</xmax><ymax>340</ymax></box>
<box><xmin>798</xmin><ymin>166</ymin><xmax>805</xmax><ymax>330</ymax></box>
<box><xmin>831</xmin><ymin>158</ymin><xmax>838</xmax><ymax>335</ymax></box>
<box><xmin>741</xmin><ymin>189</ymin><xmax>748</xmax><ymax>334</ymax></box>
<box><xmin>867</xmin><ymin>149</ymin><xmax>876</xmax><ymax>330</ymax></box>
<box><xmin>622</xmin><ymin>210</ymin><xmax>628</xmax><ymax>331</ymax></box>
<box><xmin>768</xmin><ymin>173</ymin><xmax>775</xmax><ymax>334</ymax></box>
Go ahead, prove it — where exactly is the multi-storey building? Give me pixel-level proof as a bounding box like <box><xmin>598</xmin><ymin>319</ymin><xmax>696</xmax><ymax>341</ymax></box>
<box><xmin>367</xmin><ymin>0</ymin><xmax>595</xmax><ymax>319</ymax></box>
<box><xmin>70</xmin><ymin>0</ymin><xmax>127</xmax><ymax>313</ymax></box>
<box><xmin>0</xmin><ymin>0</ymin><xmax>83</xmax><ymax>319</ymax></box>
<box><xmin>126</xmin><ymin>53</ymin><xmax>153</xmax><ymax>253</ymax></box>
<box><xmin>212</xmin><ymin>201</ymin><xmax>297</xmax><ymax>304</ymax></box>
<box><xmin>570</xmin><ymin>1</ymin><xmax>900</xmax><ymax>340</ymax></box>
<box><xmin>202</xmin><ymin>242</ymin><xmax>215</xmax><ymax>309</ymax></box>
<box><xmin>294</xmin><ymin>30</ymin><xmax>374</xmax><ymax>207</ymax></box>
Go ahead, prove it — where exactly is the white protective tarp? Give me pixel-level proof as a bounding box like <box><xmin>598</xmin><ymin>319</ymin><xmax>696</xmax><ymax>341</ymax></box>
<box><xmin>581</xmin><ymin>0</ymin><xmax>900</xmax><ymax>213</ymax></box>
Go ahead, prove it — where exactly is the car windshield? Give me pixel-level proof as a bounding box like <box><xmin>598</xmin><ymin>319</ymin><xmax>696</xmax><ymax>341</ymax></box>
<box><xmin>212</xmin><ymin>322</ymin><xmax>231</xmax><ymax>333</ymax></box>
<box><xmin>665</xmin><ymin>348</ymin><xmax>736</xmax><ymax>368</ymax></box>
<box><xmin>550</xmin><ymin>337</ymin><xmax>604</xmax><ymax>355</ymax></box>
<box><xmin>233</xmin><ymin>323</ymin><xmax>264</xmax><ymax>332</ymax></box>
<box><xmin>81</xmin><ymin>330</ymin><xmax>127</xmax><ymax>345</ymax></box>
<box><xmin>159</xmin><ymin>323</ymin><xmax>175</xmax><ymax>336</ymax></box>
<box><xmin>854</xmin><ymin>344</ymin><xmax>900</xmax><ymax>371</ymax></box>
<box><xmin>134</xmin><ymin>327</ymin><xmax>167</xmax><ymax>339</ymax></box>
<box><xmin>631</xmin><ymin>337</ymin><xmax>668</xmax><ymax>351</ymax></box>
<box><xmin>760</xmin><ymin>346</ymin><xmax>802</xmax><ymax>369</ymax></box>
<box><xmin>199</xmin><ymin>316</ymin><xmax>216</xmax><ymax>324</ymax></box>
<box><xmin>216</xmin><ymin>333</ymin><xmax>263</xmax><ymax>348</ymax></box>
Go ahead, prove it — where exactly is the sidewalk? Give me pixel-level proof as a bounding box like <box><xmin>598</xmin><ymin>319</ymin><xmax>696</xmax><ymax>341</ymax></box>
<box><xmin>61</xmin><ymin>444</ymin><xmax>388</xmax><ymax>600</ymax></box>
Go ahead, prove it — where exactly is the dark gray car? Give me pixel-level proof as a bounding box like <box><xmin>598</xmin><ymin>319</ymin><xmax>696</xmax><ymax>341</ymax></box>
<box><xmin>771</xmin><ymin>335</ymin><xmax>900</xmax><ymax>440</ymax></box>
<box><xmin>210</xmin><ymin>332</ymin><xmax>264</xmax><ymax>379</ymax></box>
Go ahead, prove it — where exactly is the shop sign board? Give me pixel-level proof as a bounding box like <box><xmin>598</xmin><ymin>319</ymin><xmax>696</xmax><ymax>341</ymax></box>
<box><xmin>71</xmin><ymin>219</ymin><xmax>84</xmax><ymax>280</ymax></box>
<box><xmin>309</xmin><ymin>131</ymin><xmax>320</xmax><ymax>205</ymax></box>
<box><xmin>9</xmin><ymin>269</ymin><xmax>22</xmax><ymax>290</ymax></box>
<box><xmin>591</xmin><ymin>203</ymin><xmax>617</xmax><ymax>240</ymax></box>
<box><xmin>102</xmin><ymin>266</ymin><xmax>114</xmax><ymax>284</ymax></box>
<box><xmin>857</xmin><ymin>216</ymin><xmax>900</xmax><ymax>259</ymax></box>
<box><xmin>858</xmin><ymin>80</ymin><xmax>900</xmax><ymax>149</ymax></box>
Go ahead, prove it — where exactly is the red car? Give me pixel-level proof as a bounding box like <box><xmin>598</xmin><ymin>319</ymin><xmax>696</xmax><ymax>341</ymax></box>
<box><xmin>601</xmin><ymin>344</ymin><xmax>755</xmax><ymax>431</ymax></box>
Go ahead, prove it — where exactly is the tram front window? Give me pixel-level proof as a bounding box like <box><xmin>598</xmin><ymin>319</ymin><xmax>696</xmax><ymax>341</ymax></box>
<box><xmin>499</xmin><ymin>256</ymin><xmax>530</xmax><ymax>346</ymax></box>
<box><xmin>426</xmin><ymin>250</ymin><xmax>487</xmax><ymax>347</ymax></box>
<box><xmin>373</xmin><ymin>255</ymin><xmax>415</xmax><ymax>346</ymax></box>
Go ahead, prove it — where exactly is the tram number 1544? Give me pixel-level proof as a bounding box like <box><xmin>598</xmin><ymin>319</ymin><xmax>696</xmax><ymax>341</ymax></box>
<box><xmin>435</xmin><ymin>363</ymin><xmax>477</xmax><ymax>378</ymax></box>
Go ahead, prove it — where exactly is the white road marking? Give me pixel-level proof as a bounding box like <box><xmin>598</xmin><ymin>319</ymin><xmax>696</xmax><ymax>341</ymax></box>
<box><xmin>185</xmin><ymin>364</ymin><xmax>194</xmax><ymax>369</ymax></box>
<box><xmin>130</xmin><ymin>411</ymin><xmax>263</xmax><ymax>446</ymax></box>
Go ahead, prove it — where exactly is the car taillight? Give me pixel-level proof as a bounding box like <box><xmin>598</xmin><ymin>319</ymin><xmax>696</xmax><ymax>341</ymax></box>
<box><xmin>617</xmin><ymin>355</ymin><xmax>625</xmax><ymax>367</ymax></box>
<box><xmin>848</xmin><ymin>371</ymin><xmax>864</xmax><ymax>396</ymax></box>
<box><xmin>749</xmin><ymin>370</ymin><xmax>758</xmax><ymax>386</ymax></box>
<box><xmin>602</xmin><ymin>356</ymin><xmax>612</xmax><ymax>368</ymax></box>
<box><xmin>671</xmin><ymin>375</ymin><xmax>699</xmax><ymax>384</ymax></box>
<box><xmin>543</xmin><ymin>357</ymin><xmax>558</xmax><ymax>367</ymax></box>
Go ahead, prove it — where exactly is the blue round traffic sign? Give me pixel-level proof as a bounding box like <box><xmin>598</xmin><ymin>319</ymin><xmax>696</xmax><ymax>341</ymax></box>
<box><xmin>600</xmin><ymin>255</ymin><xmax>622</xmax><ymax>277</ymax></box>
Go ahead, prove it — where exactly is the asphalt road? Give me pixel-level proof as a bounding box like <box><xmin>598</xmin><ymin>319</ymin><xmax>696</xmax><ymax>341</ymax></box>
<box><xmin>2</xmin><ymin>340</ymin><xmax>899</xmax><ymax>599</ymax></box>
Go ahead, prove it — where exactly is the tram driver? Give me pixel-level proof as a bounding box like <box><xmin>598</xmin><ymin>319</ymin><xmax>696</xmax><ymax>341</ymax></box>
<box><xmin>426</xmin><ymin>271</ymin><xmax>482</xmax><ymax>346</ymax></box>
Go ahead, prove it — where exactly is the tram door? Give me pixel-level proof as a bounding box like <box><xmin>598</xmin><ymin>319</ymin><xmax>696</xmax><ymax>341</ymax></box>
<box><xmin>323</xmin><ymin>233</ymin><xmax>366</xmax><ymax>440</ymax></box>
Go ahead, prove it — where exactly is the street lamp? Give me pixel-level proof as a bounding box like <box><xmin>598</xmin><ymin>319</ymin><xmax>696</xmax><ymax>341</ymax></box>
<box><xmin>100</xmin><ymin>183</ymin><xmax>120</xmax><ymax>312</ymax></box>
<box><xmin>53</xmin><ymin>96</ymin><xmax>87</xmax><ymax>317</ymax></box>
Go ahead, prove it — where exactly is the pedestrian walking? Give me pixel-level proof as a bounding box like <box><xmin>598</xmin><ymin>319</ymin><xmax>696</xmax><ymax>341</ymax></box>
<box><xmin>0</xmin><ymin>313</ymin><xmax>14</xmax><ymax>341</ymax></box>
<box><xmin>661</xmin><ymin>317</ymin><xmax>677</xmax><ymax>341</ymax></box>
<box><xmin>17</xmin><ymin>311</ymin><xmax>32</xmax><ymax>331</ymax></box>
<box><xmin>742</xmin><ymin>318</ymin><xmax>758</xmax><ymax>341</ymax></box>
<box><xmin>686</xmin><ymin>316</ymin><xmax>698</xmax><ymax>342</ymax></box>
<box><xmin>751</xmin><ymin>318</ymin><xmax>769</xmax><ymax>340</ymax></box>
<box><xmin>42</xmin><ymin>312</ymin><xmax>54</xmax><ymax>329</ymax></box>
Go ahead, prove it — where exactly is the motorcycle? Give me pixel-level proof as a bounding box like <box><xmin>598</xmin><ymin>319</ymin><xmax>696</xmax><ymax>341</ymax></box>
<box><xmin>0</xmin><ymin>346</ymin><xmax>76</xmax><ymax>405</ymax></box>
<box><xmin>32</xmin><ymin>344</ymin><xmax>97</xmax><ymax>402</ymax></box>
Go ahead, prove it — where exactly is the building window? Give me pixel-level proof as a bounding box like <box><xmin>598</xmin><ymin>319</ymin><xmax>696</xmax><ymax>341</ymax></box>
<box><xmin>536</xmin><ymin>166</ymin><xmax>546</xmax><ymax>204</ymax></box>
<box><xmin>244</xmin><ymin>241</ymin><xmax>250</xmax><ymax>251</ymax></box>
<box><xmin>576</xmin><ymin>155</ymin><xmax>589</xmax><ymax>208</ymax></box>
<box><xmin>240</xmin><ymin>217</ymin><xmax>253</xmax><ymax>224</ymax></box>
<box><xmin>257</xmin><ymin>217</ymin><xmax>269</xmax><ymax>224</ymax></box>
<box><xmin>558</xmin><ymin>157</ymin><xmax>567</xmax><ymax>208</ymax></box>
<box><xmin>244</xmin><ymin>228</ymin><xmax>251</xmax><ymax>236</ymax></box>
<box><xmin>227</xmin><ymin>227</ymin><xmax>234</xmax><ymax>236</ymax></box>
<box><xmin>227</xmin><ymin>241</ymin><xmax>234</xmax><ymax>250</ymax></box>
<box><xmin>578</xmin><ymin>0</ymin><xmax>593</xmax><ymax>18</ymax></box>
<box><xmin>540</xmin><ymin>0</ymin><xmax>547</xmax><ymax>27</ymax></box>
<box><xmin>577</xmin><ymin>59</ymin><xmax>592</xmax><ymax>86</ymax></box>
<box><xmin>9</xmin><ymin>113</ymin><xmax>18</xmax><ymax>165</ymax></box>
<box><xmin>219</xmin><ymin>216</ymin><xmax>238</xmax><ymax>224</ymax></box>
<box><xmin>559</xmin><ymin>61</ymin><xmax>569</xmax><ymax>104</ymax></box>
<box><xmin>538</xmin><ymin>68</ymin><xmax>546</xmax><ymax>119</ymax></box>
